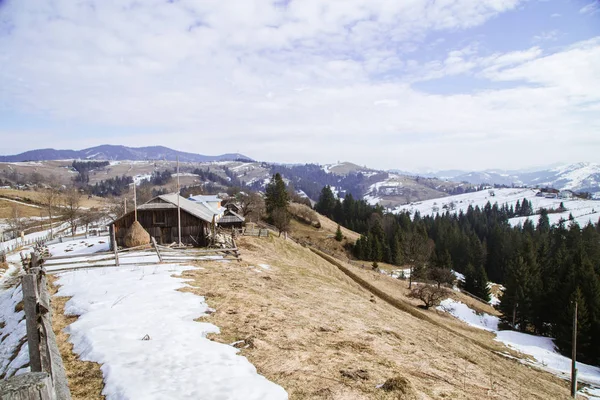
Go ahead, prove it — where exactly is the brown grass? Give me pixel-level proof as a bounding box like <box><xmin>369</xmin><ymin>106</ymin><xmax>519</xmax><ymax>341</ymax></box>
<box><xmin>181</xmin><ymin>235</ymin><xmax>572</xmax><ymax>400</ymax></box>
<box><xmin>0</xmin><ymin>188</ymin><xmax>106</xmax><ymax>209</ymax></box>
<box><xmin>47</xmin><ymin>275</ymin><xmax>105</xmax><ymax>400</ymax></box>
<box><xmin>0</xmin><ymin>199</ymin><xmax>42</xmax><ymax>219</ymax></box>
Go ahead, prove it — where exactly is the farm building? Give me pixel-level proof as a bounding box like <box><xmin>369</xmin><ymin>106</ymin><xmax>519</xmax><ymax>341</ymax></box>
<box><xmin>188</xmin><ymin>195</ymin><xmax>224</xmax><ymax>215</ymax></box>
<box><xmin>110</xmin><ymin>193</ymin><xmax>223</xmax><ymax>247</ymax></box>
<box><xmin>218</xmin><ymin>209</ymin><xmax>245</xmax><ymax>229</ymax></box>
<box><xmin>559</xmin><ymin>190</ymin><xmax>575</xmax><ymax>199</ymax></box>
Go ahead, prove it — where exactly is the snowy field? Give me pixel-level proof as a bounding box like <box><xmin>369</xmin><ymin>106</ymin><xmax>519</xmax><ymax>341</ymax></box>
<box><xmin>0</xmin><ymin>264</ymin><xmax>29</xmax><ymax>378</ymax></box>
<box><xmin>0</xmin><ymin>236</ymin><xmax>288</xmax><ymax>399</ymax></box>
<box><xmin>438</xmin><ymin>298</ymin><xmax>600</xmax><ymax>398</ymax></box>
<box><xmin>55</xmin><ymin>264</ymin><xmax>287</xmax><ymax>399</ymax></box>
<box><xmin>393</xmin><ymin>188</ymin><xmax>600</xmax><ymax>227</ymax></box>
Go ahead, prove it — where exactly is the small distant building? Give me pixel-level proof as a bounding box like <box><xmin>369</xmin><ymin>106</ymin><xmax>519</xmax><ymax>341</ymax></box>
<box><xmin>222</xmin><ymin>200</ymin><xmax>241</xmax><ymax>214</ymax></box>
<box><xmin>544</xmin><ymin>193</ymin><xmax>558</xmax><ymax>199</ymax></box>
<box><xmin>559</xmin><ymin>190</ymin><xmax>574</xmax><ymax>199</ymax></box>
<box><xmin>217</xmin><ymin>209</ymin><xmax>245</xmax><ymax>229</ymax></box>
<box><xmin>188</xmin><ymin>195</ymin><xmax>224</xmax><ymax>215</ymax></box>
<box><xmin>535</xmin><ymin>191</ymin><xmax>545</xmax><ymax>197</ymax></box>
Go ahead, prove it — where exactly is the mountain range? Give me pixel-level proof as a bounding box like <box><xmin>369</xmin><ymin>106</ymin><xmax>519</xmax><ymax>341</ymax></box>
<box><xmin>1</xmin><ymin>145</ymin><xmax>599</xmax><ymax>195</ymax></box>
<box><xmin>0</xmin><ymin>145</ymin><xmax>251</xmax><ymax>163</ymax></box>
<box><xmin>399</xmin><ymin>162</ymin><xmax>600</xmax><ymax>194</ymax></box>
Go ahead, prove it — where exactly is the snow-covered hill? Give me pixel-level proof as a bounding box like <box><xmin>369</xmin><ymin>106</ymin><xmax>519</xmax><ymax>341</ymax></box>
<box><xmin>410</xmin><ymin>163</ymin><xmax>600</xmax><ymax>194</ymax></box>
<box><xmin>394</xmin><ymin>188</ymin><xmax>600</xmax><ymax>227</ymax></box>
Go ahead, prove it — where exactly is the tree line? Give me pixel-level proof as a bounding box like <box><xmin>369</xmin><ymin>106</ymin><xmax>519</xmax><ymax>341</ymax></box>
<box><xmin>315</xmin><ymin>185</ymin><xmax>600</xmax><ymax>366</ymax></box>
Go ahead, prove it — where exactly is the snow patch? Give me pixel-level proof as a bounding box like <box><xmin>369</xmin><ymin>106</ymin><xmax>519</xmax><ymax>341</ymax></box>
<box><xmin>437</xmin><ymin>299</ymin><xmax>499</xmax><ymax>332</ymax></box>
<box><xmin>55</xmin><ymin>264</ymin><xmax>288</xmax><ymax>399</ymax></box>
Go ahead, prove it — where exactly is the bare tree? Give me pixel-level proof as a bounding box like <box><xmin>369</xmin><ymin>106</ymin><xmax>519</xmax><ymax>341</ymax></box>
<box><xmin>271</xmin><ymin>207</ymin><xmax>290</xmax><ymax>236</ymax></box>
<box><xmin>236</xmin><ymin>192</ymin><xmax>265</xmax><ymax>222</ymax></box>
<box><xmin>106</xmin><ymin>195</ymin><xmax>129</xmax><ymax>220</ymax></box>
<box><xmin>429</xmin><ymin>268</ymin><xmax>456</xmax><ymax>289</ymax></box>
<box><xmin>80</xmin><ymin>208</ymin><xmax>101</xmax><ymax>236</ymax></box>
<box><xmin>408</xmin><ymin>285</ymin><xmax>449</xmax><ymax>309</ymax></box>
<box><xmin>63</xmin><ymin>188</ymin><xmax>82</xmax><ymax>237</ymax></box>
<box><xmin>40</xmin><ymin>187</ymin><xmax>61</xmax><ymax>239</ymax></box>
<box><xmin>404</xmin><ymin>227</ymin><xmax>433</xmax><ymax>289</ymax></box>
<box><xmin>6</xmin><ymin>204</ymin><xmax>26</xmax><ymax>237</ymax></box>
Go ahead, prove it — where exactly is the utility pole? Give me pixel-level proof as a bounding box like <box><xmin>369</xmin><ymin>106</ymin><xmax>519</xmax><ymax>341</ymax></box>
<box><xmin>133</xmin><ymin>181</ymin><xmax>138</xmax><ymax>222</ymax></box>
<box><xmin>177</xmin><ymin>155</ymin><xmax>182</xmax><ymax>247</ymax></box>
<box><xmin>124</xmin><ymin>198</ymin><xmax>127</xmax><ymax>215</ymax></box>
<box><xmin>571</xmin><ymin>301</ymin><xmax>578</xmax><ymax>398</ymax></box>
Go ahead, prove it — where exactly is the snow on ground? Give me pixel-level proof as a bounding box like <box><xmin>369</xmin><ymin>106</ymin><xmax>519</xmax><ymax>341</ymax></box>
<box><xmin>55</xmin><ymin>263</ymin><xmax>287</xmax><ymax>400</ymax></box>
<box><xmin>133</xmin><ymin>174</ymin><xmax>152</xmax><ymax>185</ymax></box>
<box><xmin>495</xmin><ymin>331</ymin><xmax>600</xmax><ymax>387</ymax></box>
<box><xmin>47</xmin><ymin>236</ymin><xmax>110</xmax><ymax>257</ymax></box>
<box><xmin>452</xmin><ymin>270</ymin><xmax>465</xmax><ymax>283</ymax></box>
<box><xmin>437</xmin><ymin>299</ymin><xmax>499</xmax><ymax>331</ymax></box>
<box><xmin>393</xmin><ymin>188</ymin><xmax>600</xmax><ymax>227</ymax></box>
<box><xmin>0</xmin><ymin>264</ymin><xmax>29</xmax><ymax>378</ymax></box>
<box><xmin>258</xmin><ymin>263</ymin><xmax>271</xmax><ymax>270</ymax></box>
<box><xmin>489</xmin><ymin>294</ymin><xmax>501</xmax><ymax>306</ymax></box>
<box><xmin>0</xmin><ymin>221</ymin><xmax>71</xmax><ymax>253</ymax></box>
<box><xmin>582</xmin><ymin>387</ymin><xmax>600</xmax><ymax>400</ymax></box>
<box><xmin>438</xmin><ymin>295</ymin><xmax>600</xmax><ymax>395</ymax></box>
<box><xmin>363</xmin><ymin>175</ymin><xmax>403</xmax><ymax>205</ymax></box>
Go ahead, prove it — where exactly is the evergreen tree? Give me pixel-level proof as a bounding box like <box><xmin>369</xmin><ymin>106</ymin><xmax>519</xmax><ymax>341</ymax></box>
<box><xmin>335</xmin><ymin>224</ymin><xmax>343</xmax><ymax>241</ymax></box>
<box><xmin>315</xmin><ymin>185</ymin><xmax>337</xmax><ymax>218</ymax></box>
<box><xmin>265</xmin><ymin>173</ymin><xmax>289</xmax><ymax>214</ymax></box>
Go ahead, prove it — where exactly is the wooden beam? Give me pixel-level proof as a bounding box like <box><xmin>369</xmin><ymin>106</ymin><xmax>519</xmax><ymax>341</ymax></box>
<box><xmin>151</xmin><ymin>237</ymin><xmax>163</xmax><ymax>263</ymax></box>
<box><xmin>22</xmin><ymin>274</ymin><xmax>42</xmax><ymax>372</ymax></box>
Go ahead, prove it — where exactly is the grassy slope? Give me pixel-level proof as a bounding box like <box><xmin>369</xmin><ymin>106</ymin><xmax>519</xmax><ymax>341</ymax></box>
<box><xmin>183</xmin><ymin>233</ymin><xmax>572</xmax><ymax>399</ymax></box>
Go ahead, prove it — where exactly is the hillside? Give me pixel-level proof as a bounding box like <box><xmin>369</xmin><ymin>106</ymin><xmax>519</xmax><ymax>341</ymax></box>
<box><xmin>412</xmin><ymin>163</ymin><xmax>600</xmax><ymax>195</ymax></box>
<box><xmin>180</xmin><ymin>235</ymin><xmax>574</xmax><ymax>399</ymax></box>
<box><xmin>395</xmin><ymin>187</ymin><xmax>600</xmax><ymax>227</ymax></box>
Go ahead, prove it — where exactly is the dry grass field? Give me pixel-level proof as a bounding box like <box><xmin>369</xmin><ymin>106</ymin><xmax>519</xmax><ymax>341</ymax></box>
<box><xmin>182</xmin><ymin>235</ymin><xmax>572</xmax><ymax>400</ymax></box>
<box><xmin>0</xmin><ymin>199</ymin><xmax>43</xmax><ymax>219</ymax></box>
<box><xmin>0</xmin><ymin>188</ymin><xmax>106</xmax><ymax>209</ymax></box>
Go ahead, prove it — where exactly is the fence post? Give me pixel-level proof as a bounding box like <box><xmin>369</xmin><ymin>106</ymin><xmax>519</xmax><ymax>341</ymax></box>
<box><xmin>112</xmin><ymin>225</ymin><xmax>119</xmax><ymax>267</ymax></box>
<box><xmin>151</xmin><ymin>237</ymin><xmax>163</xmax><ymax>262</ymax></box>
<box><xmin>22</xmin><ymin>274</ymin><xmax>42</xmax><ymax>372</ymax></box>
<box><xmin>0</xmin><ymin>372</ymin><xmax>54</xmax><ymax>400</ymax></box>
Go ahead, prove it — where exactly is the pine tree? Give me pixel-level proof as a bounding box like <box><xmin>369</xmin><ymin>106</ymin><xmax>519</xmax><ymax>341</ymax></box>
<box><xmin>315</xmin><ymin>186</ymin><xmax>337</xmax><ymax>218</ymax></box>
<box><xmin>265</xmin><ymin>173</ymin><xmax>289</xmax><ymax>214</ymax></box>
<box><xmin>335</xmin><ymin>224</ymin><xmax>343</xmax><ymax>241</ymax></box>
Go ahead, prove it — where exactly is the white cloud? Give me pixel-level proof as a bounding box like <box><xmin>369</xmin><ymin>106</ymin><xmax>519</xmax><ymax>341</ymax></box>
<box><xmin>580</xmin><ymin>2</ymin><xmax>600</xmax><ymax>15</ymax></box>
<box><xmin>0</xmin><ymin>0</ymin><xmax>598</xmax><ymax>170</ymax></box>
<box><xmin>532</xmin><ymin>30</ymin><xmax>559</xmax><ymax>43</ymax></box>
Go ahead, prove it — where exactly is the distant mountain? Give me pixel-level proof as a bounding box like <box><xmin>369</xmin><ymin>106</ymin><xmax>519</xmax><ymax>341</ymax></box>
<box><xmin>0</xmin><ymin>145</ymin><xmax>252</xmax><ymax>163</ymax></box>
<box><xmin>404</xmin><ymin>163</ymin><xmax>600</xmax><ymax>194</ymax></box>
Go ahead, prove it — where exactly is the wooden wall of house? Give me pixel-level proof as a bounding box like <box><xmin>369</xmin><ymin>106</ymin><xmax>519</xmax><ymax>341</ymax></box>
<box><xmin>112</xmin><ymin>209</ymin><xmax>209</xmax><ymax>247</ymax></box>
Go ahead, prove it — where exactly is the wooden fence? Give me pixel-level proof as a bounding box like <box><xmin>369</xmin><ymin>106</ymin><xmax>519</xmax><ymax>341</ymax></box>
<box><xmin>42</xmin><ymin>233</ymin><xmax>241</xmax><ymax>274</ymax></box>
<box><xmin>0</xmin><ymin>254</ymin><xmax>71</xmax><ymax>399</ymax></box>
<box><xmin>0</xmin><ymin>234</ymin><xmax>52</xmax><ymax>260</ymax></box>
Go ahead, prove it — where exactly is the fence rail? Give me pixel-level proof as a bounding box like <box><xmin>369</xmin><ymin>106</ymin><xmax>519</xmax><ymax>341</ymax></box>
<box><xmin>0</xmin><ymin>254</ymin><xmax>72</xmax><ymax>400</ymax></box>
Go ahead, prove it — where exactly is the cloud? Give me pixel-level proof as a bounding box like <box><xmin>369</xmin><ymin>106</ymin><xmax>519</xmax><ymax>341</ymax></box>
<box><xmin>532</xmin><ymin>30</ymin><xmax>559</xmax><ymax>43</ymax></box>
<box><xmin>580</xmin><ymin>1</ymin><xmax>600</xmax><ymax>15</ymax></box>
<box><xmin>0</xmin><ymin>0</ymin><xmax>598</xmax><ymax>170</ymax></box>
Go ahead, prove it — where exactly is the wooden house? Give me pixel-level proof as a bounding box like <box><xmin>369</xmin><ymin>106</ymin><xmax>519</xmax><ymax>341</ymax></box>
<box><xmin>110</xmin><ymin>193</ymin><xmax>221</xmax><ymax>247</ymax></box>
<box><xmin>217</xmin><ymin>209</ymin><xmax>245</xmax><ymax>229</ymax></box>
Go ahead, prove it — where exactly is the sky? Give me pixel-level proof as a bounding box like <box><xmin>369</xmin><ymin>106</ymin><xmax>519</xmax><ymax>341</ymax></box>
<box><xmin>0</xmin><ymin>0</ymin><xmax>599</xmax><ymax>171</ymax></box>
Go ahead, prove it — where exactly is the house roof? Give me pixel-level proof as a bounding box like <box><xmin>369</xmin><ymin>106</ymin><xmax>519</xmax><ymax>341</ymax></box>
<box><xmin>110</xmin><ymin>193</ymin><xmax>221</xmax><ymax>226</ymax></box>
<box><xmin>189</xmin><ymin>195</ymin><xmax>221</xmax><ymax>203</ymax></box>
<box><xmin>218</xmin><ymin>215</ymin><xmax>245</xmax><ymax>224</ymax></box>
<box><xmin>157</xmin><ymin>193</ymin><xmax>218</xmax><ymax>223</ymax></box>
<box><xmin>216</xmin><ymin>209</ymin><xmax>245</xmax><ymax>225</ymax></box>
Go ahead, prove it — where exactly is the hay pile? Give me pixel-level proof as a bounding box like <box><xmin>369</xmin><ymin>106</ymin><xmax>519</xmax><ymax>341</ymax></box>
<box><xmin>123</xmin><ymin>221</ymin><xmax>150</xmax><ymax>248</ymax></box>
